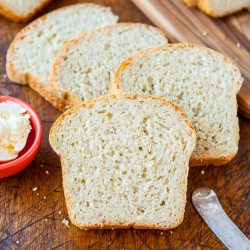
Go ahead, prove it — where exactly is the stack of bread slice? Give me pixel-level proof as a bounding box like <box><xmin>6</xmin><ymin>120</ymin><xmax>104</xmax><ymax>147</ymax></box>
<box><xmin>50</xmin><ymin>23</ymin><xmax>167</xmax><ymax>108</ymax></box>
<box><xmin>111</xmin><ymin>44</ymin><xmax>243</xmax><ymax>166</ymax></box>
<box><xmin>7</xmin><ymin>4</ymin><xmax>119</xmax><ymax>110</ymax></box>
<box><xmin>6</xmin><ymin>3</ymin><xmax>243</xmax><ymax>230</ymax></box>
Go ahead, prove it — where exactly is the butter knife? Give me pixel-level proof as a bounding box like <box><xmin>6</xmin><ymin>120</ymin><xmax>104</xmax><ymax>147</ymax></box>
<box><xmin>192</xmin><ymin>187</ymin><xmax>250</xmax><ymax>250</ymax></box>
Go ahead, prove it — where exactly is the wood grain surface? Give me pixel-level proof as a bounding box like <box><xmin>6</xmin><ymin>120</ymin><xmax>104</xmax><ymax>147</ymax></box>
<box><xmin>0</xmin><ymin>0</ymin><xmax>249</xmax><ymax>249</ymax></box>
<box><xmin>132</xmin><ymin>0</ymin><xmax>250</xmax><ymax>118</ymax></box>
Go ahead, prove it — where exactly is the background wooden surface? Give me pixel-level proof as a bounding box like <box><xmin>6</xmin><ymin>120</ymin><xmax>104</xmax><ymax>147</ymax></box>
<box><xmin>0</xmin><ymin>0</ymin><xmax>249</xmax><ymax>249</ymax></box>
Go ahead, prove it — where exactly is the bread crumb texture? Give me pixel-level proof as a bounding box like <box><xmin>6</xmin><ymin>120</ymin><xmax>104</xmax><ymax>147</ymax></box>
<box><xmin>49</xmin><ymin>94</ymin><xmax>196</xmax><ymax>229</ymax></box>
<box><xmin>113</xmin><ymin>44</ymin><xmax>243</xmax><ymax>165</ymax></box>
<box><xmin>50</xmin><ymin>23</ymin><xmax>167</xmax><ymax>104</ymax></box>
<box><xmin>7</xmin><ymin>4</ymin><xmax>118</xmax><ymax>86</ymax></box>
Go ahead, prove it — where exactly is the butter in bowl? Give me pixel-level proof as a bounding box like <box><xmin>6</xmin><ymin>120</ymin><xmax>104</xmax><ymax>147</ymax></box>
<box><xmin>0</xmin><ymin>96</ymin><xmax>42</xmax><ymax>178</ymax></box>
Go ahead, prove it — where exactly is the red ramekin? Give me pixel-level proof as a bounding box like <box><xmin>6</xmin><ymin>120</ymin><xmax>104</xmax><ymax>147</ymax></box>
<box><xmin>0</xmin><ymin>96</ymin><xmax>42</xmax><ymax>178</ymax></box>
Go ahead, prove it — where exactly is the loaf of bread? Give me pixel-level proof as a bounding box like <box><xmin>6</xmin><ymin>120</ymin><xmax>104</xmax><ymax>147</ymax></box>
<box><xmin>49</xmin><ymin>23</ymin><xmax>167</xmax><ymax>110</ymax></box>
<box><xmin>49</xmin><ymin>93</ymin><xmax>196</xmax><ymax>229</ymax></box>
<box><xmin>112</xmin><ymin>44</ymin><xmax>243</xmax><ymax>166</ymax></box>
<box><xmin>6</xmin><ymin>4</ymin><xmax>118</xmax><ymax>110</ymax></box>
<box><xmin>182</xmin><ymin>0</ymin><xmax>250</xmax><ymax>17</ymax></box>
<box><xmin>0</xmin><ymin>0</ymin><xmax>52</xmax><ymax>22</ymax></box>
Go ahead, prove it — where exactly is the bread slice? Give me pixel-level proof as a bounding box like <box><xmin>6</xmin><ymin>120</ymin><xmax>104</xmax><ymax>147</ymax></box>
<box><xmin>112</xmin><ymin>44</ymin><xmax>243</xmax><ymax>166</ymax></box>
<box><xmin>182</xmin><ymin>0</ymin><xmax>250</xmax><ymax>17</ymax></box>
<box><xmin>6</xmin><ymin>4</ymin><xmax>118</xmax><ymax>110</ymax></box>
<box><xmin>0</xmin><ymin>0</ymin><xmax>52</xmax><ymax>22</ymax></box>
<box><xmin>49</xmin><ymin>23</ymin><xmax>167</xmax><ymax>110</ymax></box>
<box><xmin>49</xmin><ymin>93</ymin><xmax>196</xmax><ymax>230</ymax></box>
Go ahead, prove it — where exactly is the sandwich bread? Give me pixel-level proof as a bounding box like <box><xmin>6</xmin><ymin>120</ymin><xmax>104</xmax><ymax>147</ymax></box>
<box><xmin>112</xmin><ymin>44</ymin><xmax>243</xmax><ymax>166</ymax></box>
<box><xmin>49</xmin><ymin>93</ymin><xmax>196</xmax><ymax>229</ymax></box>
<box><xmin>50</xmin><ymin>23</ymin><xmax>167</xmax><ymax>110</ymax></box>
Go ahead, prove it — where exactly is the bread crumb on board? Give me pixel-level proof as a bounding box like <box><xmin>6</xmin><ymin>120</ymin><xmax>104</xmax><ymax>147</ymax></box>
<box><xmin>45</xmin><ymin>170</ymin><xmax>49</xmax><ymax>175</ymax></box>
<box><xmin>236</xmin><ymin>42</ymin><xmax>241</xmax><ymax>48</ymax></box>
<box><xmin>32</xmin><ymin>187</ymin><xmax>38</xmax><ymax>192</ymax></box>
<box><xmin>62</xmin><ymin>218</ymin><xmax>70</xmax><ymax>228</ymax></box>
<box><xmin>201</xmin><ymin>170</ymin><xmax>205</xmax><ymax>175</ymax></box>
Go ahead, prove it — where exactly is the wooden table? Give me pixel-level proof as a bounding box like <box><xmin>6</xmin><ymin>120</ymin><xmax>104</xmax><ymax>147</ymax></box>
<box><xmin>0</xmin><ymin>1</ymin><xmax>249</xmax><ymax>249</ymax></box>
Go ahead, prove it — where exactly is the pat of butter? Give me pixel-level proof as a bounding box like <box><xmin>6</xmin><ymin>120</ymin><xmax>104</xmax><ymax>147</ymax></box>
<box><xmin>0</xmin><ymin>101</ymin><xmax>31</xmax><ymax>161</ymax></box>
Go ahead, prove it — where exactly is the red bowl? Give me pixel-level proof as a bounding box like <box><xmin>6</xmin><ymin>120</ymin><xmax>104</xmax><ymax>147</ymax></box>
<box><xmin>0</xmin><ymin>96</ymin><xmax>42</xmax><ymax>178</ymax></box>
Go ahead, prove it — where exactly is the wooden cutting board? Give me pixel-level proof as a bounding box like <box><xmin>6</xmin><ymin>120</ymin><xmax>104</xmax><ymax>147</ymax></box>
<box><xmin>0</xmin><ymin>1</ymin><xmax>249</xmax><ymax>249</ymax></box>
<box><xmin>132</xmin><ymin>0</ymin><xmax>250</xmax><ymax>118</ymax></box>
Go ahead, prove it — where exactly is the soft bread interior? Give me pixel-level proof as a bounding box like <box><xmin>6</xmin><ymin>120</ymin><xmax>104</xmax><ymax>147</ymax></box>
<box><xmin>113</xmin><ymin>44</ymin><xmax>243</xmax><ymax>165</ymax></box>
<box><xmin>49</xmin><ymin>94</ymin><xmax>196</xmax><ymax>229</ymax></box>
<box><xmin>7</xmin><ymin>4</ymin><xmax>118</xmax><ymax>86</ymax></box>
<box><xmin>50</xmin><ymin>23</ymin><xmax>167</xmax><ymax>105</ymax></box>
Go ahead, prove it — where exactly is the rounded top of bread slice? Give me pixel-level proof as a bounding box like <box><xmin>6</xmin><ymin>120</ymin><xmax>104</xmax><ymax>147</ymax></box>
<box><xmin>49</xmin><ymin>23</ymin><xmax>167</xmax><ymax>105</ymax></box>
<box><xmin>112</xmin><ymin>43</ymin><xmax>243</xmax><ymax>166</ymax></box>
<box><xmin>6</xmin><ymin>3</ymin><xmax>118</xmax><ymax>85</ymax></box>
<box><xmin>49</xmin><ymin>93</ymin><xmax>195</xmax><ymax>229</ymax></box>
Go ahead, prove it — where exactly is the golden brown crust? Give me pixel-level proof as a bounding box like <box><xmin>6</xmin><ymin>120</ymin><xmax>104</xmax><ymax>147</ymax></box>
<box><xmin>113</xmin><ymin>43</ymin><xmax>242</xmax><ymax>90</ymax></box>
<box><xmin>6</xmin><ymin>56</ymin><xmax>66</xmax><ymax>111</ymax></box>
<box><xmin>69</xmin><ymin>219</ymin><xmax>183</xmax><ymax>230</ymax></box>
<box><xmin>111</xmin><ymin>43</ymin><xmax>242</xmax><ymax>166</ymax></box>
<box><xmin>190</xmin><ymin>153</ymin><xmax>237</xmax><ymax>166</ymax></box>
<box><xmin>198</xmin><ymin>0</ymin><xmax>250</xmax><ymax>17</ymax></box>
<box><xmin>6</xmin><ymin>3</ymin><xmax>117</xmax><ymax>111</ymax></box>
<box><xmin>0</xmin><ymin>0</ymin><xmax>52</xmax><ymax>22</ymax></box>
<box><xmin>182</xmin><ymin>0</ymin><xmax>250</xmax><ymax>17</ymax></box>
<box><xmin>49</xmin><ymin>32</ymin><xmax>89</xmax><ymax>111</ymax></box>
<box><xmin>49</xmin><ymin>93</ymin><xmax>196</xmax><ymax>145</ymax></box>
<box><xmin>49</xmin><ymin>93</ymin><xmax>194</xmax><ymax>230</ymax></box>
<box><xmin>49</xmin><ymin>23</ymin><xmax>167</xmax><ymax>111</ymax></box>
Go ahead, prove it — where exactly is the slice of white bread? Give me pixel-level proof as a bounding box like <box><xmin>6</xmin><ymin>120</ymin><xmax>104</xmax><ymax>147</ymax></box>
<box><xmin>0</xmin><ymin>0</ymin><xmax>52</xmax><ymax>22</ymax></box>
<box><xmin>112</xmin><ymin>44</ymin><xmax>243</xmax><ymax>166</ymax></box>
<box><xmin>49</xmin><ymin>93</ymin><xmax>196</xmax><ymax>229</ymax></box>
<box><xmin>6</xmin><ymin>4</ymin><xmax>118</xmax><ymax>110</ymax></box>
<box><xmin>49</xmin><ymin>23</ymin><xmax>167</xmax><ymax>110</ymax></box>
<box><xmin>182</xmin><ymin>0</ymin><xmax>250</xmax><ymax>17</ymax></box>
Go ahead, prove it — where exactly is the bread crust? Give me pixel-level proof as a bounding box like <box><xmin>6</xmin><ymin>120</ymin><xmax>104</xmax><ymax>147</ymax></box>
<box><xmin>6</xmin><ymin>3</ymin><xmax>118</xmax><ymax>111</ymax></box>
<box><xmin>49</xmin><ymin>23</ymin><xmax>167</xmax><ymax>111</ymax></box>
<box><xmin>49</xmin><ymin>32</ymin><xmax>89</xmax><ymax>111</ymax></box>
<box><xmin>111</xmin><ymin>43</ymin><xmax>242</xmax><ymax>166</ymax></box>
<box><xmin>113</xmin><ymin>43</ymin><xmax>242</xmax><ymax>92</ymax></box>
<box><xmin>0</xmin><ymin>0</ymin><xmax>52</xmax><ymax>22</ymax></box>
<box><xmin>49</xmin><ymin>93</ymin><xmax>195</xmax><ymax>230</ymax></box>
<box><xmin>190</xmin><ymin>153</ymin><xmax>237</xmax><ymax>166</ymax></box>
<box><xmin>49</xmin><ymin>93</ymin><xmax>195</xmax><ymax>143</ymax></box>
<box><xmin>182</xmin><ymin>0</ymin><xmax>250</xmax><ymax>17</ymax></box>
